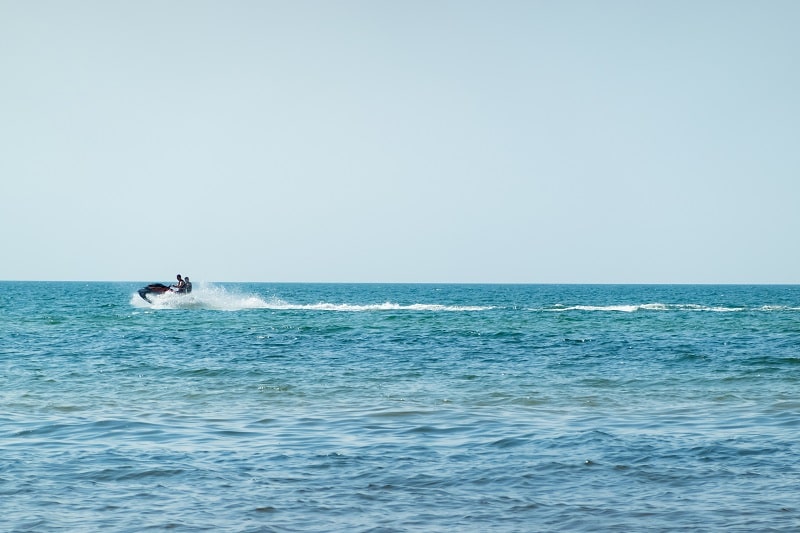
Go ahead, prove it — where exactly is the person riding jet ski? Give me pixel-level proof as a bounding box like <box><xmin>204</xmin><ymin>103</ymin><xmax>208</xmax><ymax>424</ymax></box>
<box><xmin>171</xmin><ymin>274</ymin><xmax>187</xmax><ymax>293</ymax></box>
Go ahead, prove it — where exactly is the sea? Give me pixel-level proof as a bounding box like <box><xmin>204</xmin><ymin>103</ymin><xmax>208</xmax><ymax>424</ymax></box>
<box><xmin>1</xmin><ymin>282</ymin><xmax>799</xmax><ymax>532</ymax></box>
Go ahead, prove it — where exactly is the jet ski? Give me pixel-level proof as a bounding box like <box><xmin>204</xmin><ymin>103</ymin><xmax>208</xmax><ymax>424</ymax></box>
<box><xmin>137</xmin><ymin>283</ymin><xmax>185</xmax><ymax>303</ymax></box>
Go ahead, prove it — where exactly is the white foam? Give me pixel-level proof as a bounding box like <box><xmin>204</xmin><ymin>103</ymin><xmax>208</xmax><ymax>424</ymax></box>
<box><xmin>131</xmin><ymin>283</ymin><xmax>272</xmax><ymax>311</ymax></box>
<box><xmin>256</xmin><ymin>300</ymin><xmax>492</xmax><ymax>312</ymax></box>
<box><xmin>757</xmin><ymin>305</ymin><xmax>800</xmax><ymax>312</ymax></box>
<box><xmin>544</xmin><ymin>303</ymin><xmax>749</xmax><ymax>313</ymax></box>
<box><xmin>131</xmin><ymin>284</ymin><xmax>493</xmax><ymax>312</ymax></box>
<box><xmin>558</xmin><ymin>305</ymin><xmax>641</xmax><ymax>313</ymax></box>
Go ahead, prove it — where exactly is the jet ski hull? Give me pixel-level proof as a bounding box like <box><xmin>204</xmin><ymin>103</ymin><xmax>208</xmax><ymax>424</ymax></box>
<box><xmin>138</xmin><ymin>283</ymin><xmax>175</xmax><ymax>303</ymax></box>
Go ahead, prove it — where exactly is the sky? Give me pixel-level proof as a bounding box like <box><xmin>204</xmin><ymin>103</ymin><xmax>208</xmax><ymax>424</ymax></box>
<box><xmin>1</xmin><ymin>1</ymin><xmax>798</xmax><ymax>283</ymax></box>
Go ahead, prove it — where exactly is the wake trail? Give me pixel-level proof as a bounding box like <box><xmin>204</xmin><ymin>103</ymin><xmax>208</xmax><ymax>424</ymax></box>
<box><xmin>130</xmin><ymin>284</ymin><xmax>493</xmax><ymax>312</ymax></box>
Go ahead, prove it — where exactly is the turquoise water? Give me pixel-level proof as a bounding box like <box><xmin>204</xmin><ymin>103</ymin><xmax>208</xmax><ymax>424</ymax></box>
<box><xmin>2</xmin><ymin>282</ymin><xmax>800</xmax><ymax>531</ymax></box>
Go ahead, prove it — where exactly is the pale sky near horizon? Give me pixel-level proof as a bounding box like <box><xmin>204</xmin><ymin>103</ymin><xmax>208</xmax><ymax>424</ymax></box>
<box><xmin>2</xmin><ymin>1</ymin><xmax>798</xmax><ymax>283</ymax></box>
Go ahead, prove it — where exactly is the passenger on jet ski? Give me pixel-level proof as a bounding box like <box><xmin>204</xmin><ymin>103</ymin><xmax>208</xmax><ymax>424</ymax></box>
<box><xmin>172</xmin><ymin>274</ymin><xmax>187</xmax><ymax>293</ymax></box>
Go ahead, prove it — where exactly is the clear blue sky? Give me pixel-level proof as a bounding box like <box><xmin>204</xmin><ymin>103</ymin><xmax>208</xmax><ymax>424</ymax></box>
<box><xmin>2</xmin><ymin>1</ymin><xmax>798</xmax><ymax>283</ymax></box>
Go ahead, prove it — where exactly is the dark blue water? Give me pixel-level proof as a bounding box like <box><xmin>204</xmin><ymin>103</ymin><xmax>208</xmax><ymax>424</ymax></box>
<box><xmin>2</xmin><ymin>282</ymin><xmax>799</xmax><ymax>531</ymax></box>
